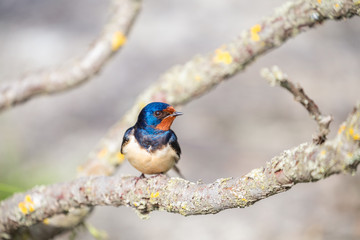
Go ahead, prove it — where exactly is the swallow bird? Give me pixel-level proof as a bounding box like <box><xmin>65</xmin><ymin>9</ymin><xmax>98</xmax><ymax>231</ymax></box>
<box><xmin>120</xmin><ymin>102</ymin><xmax>183</xmax><ymax>178</ymax></box>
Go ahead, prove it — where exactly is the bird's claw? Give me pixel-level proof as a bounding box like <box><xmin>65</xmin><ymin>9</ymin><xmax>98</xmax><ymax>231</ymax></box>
<box><xmin>133</xmin><ymin>173</ymin><xmax>146</xmax><ymax>185</ymax></box>
<box><xmin>150</xmin><ymin>173</ymin><xmax>165</xmax><ymax>178</ymax></box>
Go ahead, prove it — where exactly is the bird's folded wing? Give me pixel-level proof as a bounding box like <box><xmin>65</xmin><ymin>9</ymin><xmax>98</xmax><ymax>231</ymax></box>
<box><xmin>169</xmin><ymin>130</ymin><xmax>181</xmax><ymax>162</ymax></box>
<box><xmin>120</xmin><ymin>127</ymin><xmax>134</xmax><ymax>154</ymax></box>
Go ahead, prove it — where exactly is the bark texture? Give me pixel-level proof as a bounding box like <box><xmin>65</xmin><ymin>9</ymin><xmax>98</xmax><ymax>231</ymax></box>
<box><xmin>1</xmin><ymin>103</ymin><xmax>359</xmax><ymax>237</ymax></box>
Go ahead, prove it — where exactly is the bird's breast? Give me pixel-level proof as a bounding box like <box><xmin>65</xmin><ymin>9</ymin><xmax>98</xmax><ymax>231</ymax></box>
<box><xmin>122</xmin><ymin>135</ymin><xmax>179</xmax><ymax>174</ymax></box>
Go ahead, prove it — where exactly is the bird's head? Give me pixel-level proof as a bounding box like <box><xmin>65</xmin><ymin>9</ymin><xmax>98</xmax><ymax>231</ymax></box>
<box><xmin>136</xmin><ymin>102</ymin><xmax>183</xmax><ymax>131</ymax></box>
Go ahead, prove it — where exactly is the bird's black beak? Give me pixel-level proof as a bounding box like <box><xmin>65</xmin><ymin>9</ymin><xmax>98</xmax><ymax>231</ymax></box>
<box><xmin>170</xmin><ymin>111</ymin><xmax>183</xmax><ymax>117</ymax></box>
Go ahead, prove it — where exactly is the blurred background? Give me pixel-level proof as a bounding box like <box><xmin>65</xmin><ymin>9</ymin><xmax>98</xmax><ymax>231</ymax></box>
<box><xmin>1</xmin><ymin>0</ymin><xmax>360</xmax><ymax>239</ymax></box>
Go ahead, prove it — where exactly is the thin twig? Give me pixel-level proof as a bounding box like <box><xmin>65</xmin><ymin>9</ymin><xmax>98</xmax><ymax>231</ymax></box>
<box><xmin>0</xmin><ymin>0</ymin><xmax>141</xmax><ymax>113</ymax></box>
<box><xmin>261</xmin><ymin>66</ymin><xmax>333</xmax><ymax>144</ymax></box>
<box><xmin>1</xmin><ymin>103</ymin><xmax>360</xmax><ymax>237</ymax></box>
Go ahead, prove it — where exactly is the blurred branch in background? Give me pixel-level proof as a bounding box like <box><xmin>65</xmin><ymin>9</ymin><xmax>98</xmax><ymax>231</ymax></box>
<box><xmin>0</xmin><ymin>0</ymin><xmax>360</xmax><ymax>239</ymax></box>
<box><xmin>1</xmin><ymin>102</ymin><xmax>360</xmax><ymax>236</ymax></box>
<box><xmin>261</xmin><ymin>66</ymin><xmax>332</xmax><ymax>144</ymax></box>
<box><xmin>0</xmin><ymin>0</ymin><xmax>141</xmax><ymax>113</ymax></box>
<box><xmin>0</xmin><ymin>0</ymin><xmax>142</xmax><ymax>239</ymax></box>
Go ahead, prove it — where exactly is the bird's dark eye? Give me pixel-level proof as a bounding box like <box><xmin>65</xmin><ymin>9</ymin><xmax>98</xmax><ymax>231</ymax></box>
<box><xmin>154</xmin><ymin>111</ymin><xmax>161</xmax><ymax>116</ymax></box>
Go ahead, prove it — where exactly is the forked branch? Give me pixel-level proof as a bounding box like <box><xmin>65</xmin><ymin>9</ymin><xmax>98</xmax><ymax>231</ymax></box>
<box><xmin>1</xmin><ymin>103</ymin><xmax>360</xmax><ymax>236</ymax></box>
<box><xmin>80</xmin><ymin>0</ymin><xmax>360</xmax><ymax>178</ymax></box>
<box><xmin>261</xmin><ymin>66</ymin><xmax>333</xmax><ymax>144</ymax></box>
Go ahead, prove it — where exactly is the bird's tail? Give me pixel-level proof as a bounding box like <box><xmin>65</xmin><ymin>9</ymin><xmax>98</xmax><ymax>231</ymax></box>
<box><xmin>172</xmin><ymin>165</ymin><xmax>185</xmax><ymax>179</ymax></box>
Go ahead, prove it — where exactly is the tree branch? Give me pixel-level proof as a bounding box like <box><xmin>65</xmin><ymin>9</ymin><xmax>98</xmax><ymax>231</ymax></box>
<box><xmin>261</xmin><ymin>66</ymin><xmax>333</xmax><ymax>144</ymax></box>
<box><xmin>1</xmin><ymin>103</ymin><xmax>360</xmax><ymax>237</ymax></box>
<box><xmin>0</xmin><ymin>0</ymin><xmax>141</xmax><ymax>113</ymax></box>
<box><xmin>0</xmin><ymin>0</ymin><xmax>141</xmax><ymax>238</ymax></box>
<box><xmin>79</xmin><ymin>0</ymin><xmax>360</xmax><ymax>177</ymax></box>
<box><xmin>2</xmin><ymin>0</ymin><xmax>360</xmax><ymax>238</ymax></box>
<box><xmin>50</xmin><ymin>0</ymin><xmax>360</xmax><ymax>236</ymax></box>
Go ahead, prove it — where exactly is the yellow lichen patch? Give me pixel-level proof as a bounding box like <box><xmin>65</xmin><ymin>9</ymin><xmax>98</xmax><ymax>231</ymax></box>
<box><xmin>346</xmin><ymin>127</ymin><xmax>354</xmax><ymax>139</ymax></box>
<box><xmin>194</xmin><ymin>75</ymin><xmax>202</xmax><ymax>81</ymax></box>
<box><xmin>26</xmin><ymin>195</ymin><xmax>35</xmax><ymax>212</ymax></box>
<box><xmin>213</xmin><ymin>49</ymin><xmax>233</xmax><ymax>64</ymax></box>
<box><xmin>353</xmin><ymin>133</ymin><xmax>360</xmax><ymax>141</ymax></box>
<box><xmin>111</xmin><ymin>31</ymin><xmax>127</xmax><ymax>51</ymax></box>
<box><xmin>181</xmin><ymin>203</ymin><xmax>188</xmax><ymax>209</ymax></box>
<box><xmin>320</xmin><ymin>150</ymin><xmax>326</xmax><ymax>156</ymax></box>
<box><xmin>148</xmin><ymin>192</ymin><xmax>159</xmax><ymax>205</ymax></box>
<box><xmin>347</xmin><ymin>152</ymin><xmax>353</xmax><ymax>158</ymax></box>
<box><xmin>18</xmin><ymin>202</ymin><xmax>28</xmax><ymax>214</ymax></box>
<box><xmin>241</xmin><ymin>198</ymin><xmax>248</xmax><ymax>202</ymax></box>
<box><xmin>116</xmin><ymin>152</ymin><xmax>125</xmax><ymax>163</ymax></box>
<box><xmin>150</xmin><ymin>192</ymin><xmax>160</xmax><ymax>199</ymax></box>
<box><xmin>28</xmin><ymin>204</ymin><xmax>35</xmax><ymax>213</ymax></box>
<box><xmin>43</xmin><ymin>218</ymin><xmax>50</xmax><ymax>225</ymax></box>
<box><xmin>345</xmin><ymin>127</ymin><xmax>355</xmax><ymax>139</ymax></box>
<box><xmin>179</xmin><ymin>203</ymin><xmax>188</xmax><ymax>215</ymax></box>
<box><xmin>26</xmin><ymin>195</ymin><xmax>34</xmax><ymax>205</ymax></box>
<box><xmin>18</xmin><ymin>195</ymin><xmax>35</xmax><ymax>214</ymax></box>
<box><xmin>334</xmin><ymin>3</ymin><xmax>340</xmax><ymax>8</ymax></box>
<box><xmin>349</xmin><ymin>128</ymin><xmax>354</xmax><ymax>136</ymax></box>
<box><xmin>250</xmin><ymin>24</ymin><xmax>262</xmax><ymax>42</ymax></box>
<box><xmin>338</xmin><ymin>124</ymin><xmax>346</xmax><ymax>134</ymax></box>
<box><xmin>97</xmin><ymin>148</ymin><xmax>108</xmax><ymax>158</ymax></box>
<box><xmin>317</xmin><ymin>0</ymin><xmax>322</xmax><ymax>3</ymax></box>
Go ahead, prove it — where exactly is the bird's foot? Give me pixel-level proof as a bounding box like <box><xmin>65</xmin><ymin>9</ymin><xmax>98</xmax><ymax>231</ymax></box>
<box><xmin>133</xmin><ymin>173</ymin><xmax>146</xmax><ymax>185</ymax></box>
<box><xmin>150</xmin><ymin>173</ymin><xmax>166</xmax><ymax>178</ymax></box>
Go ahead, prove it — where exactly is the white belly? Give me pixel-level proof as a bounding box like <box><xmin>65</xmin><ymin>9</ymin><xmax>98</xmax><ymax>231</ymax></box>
<box><xmin>123</xmin><ymin>135</ymin><xmax>179</xmax><ymax>174</ymax></box>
